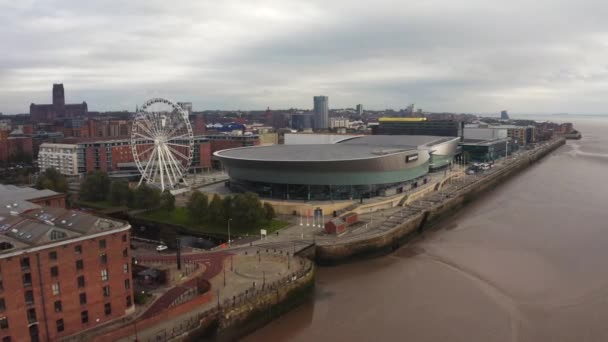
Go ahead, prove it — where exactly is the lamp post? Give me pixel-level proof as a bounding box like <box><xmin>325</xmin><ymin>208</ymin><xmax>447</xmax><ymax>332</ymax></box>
<box><xmin>227</xmin><ymin>218</ymin><xmax>232</xmax><ymax>247</ymax></box>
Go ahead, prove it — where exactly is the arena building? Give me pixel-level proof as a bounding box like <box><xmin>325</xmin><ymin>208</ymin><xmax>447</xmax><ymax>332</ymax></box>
<box><xmin>214</xmin><ymin>135</ymin><xmax>459</xmax><ymax>201</ymax></box>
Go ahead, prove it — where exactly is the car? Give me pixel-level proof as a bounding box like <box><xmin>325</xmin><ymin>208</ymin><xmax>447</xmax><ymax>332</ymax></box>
<box><xmin>156</xmin><ymin>245</ymin><xmax>168</xmax><ymax>252</ymax></box>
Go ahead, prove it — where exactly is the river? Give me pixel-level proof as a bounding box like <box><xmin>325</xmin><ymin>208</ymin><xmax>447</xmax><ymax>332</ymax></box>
<box><xmin>244</xmin><ymin>116</ymin><xmax>608</xmax><ymax>342</ymax></box>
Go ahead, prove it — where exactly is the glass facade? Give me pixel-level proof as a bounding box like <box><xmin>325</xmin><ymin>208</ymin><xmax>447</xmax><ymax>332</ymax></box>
<box><xmin>229</xmin><ymin>177</ymin><xmax>429</xmax><ymax>201</ymax></box>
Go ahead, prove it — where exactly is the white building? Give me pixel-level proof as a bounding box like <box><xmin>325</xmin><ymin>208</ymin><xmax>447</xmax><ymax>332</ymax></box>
<box><xmin>329</xmin><ymin>117</ymin><xmax>349</xmax><ymax>129</ymax></box>
<box><xmin>463</xmin><ymin>125</ymin><xmax>508</xmax><ymax>141</ymax></box>
<box><xmin>38</xmin><ymin>143</ymin><xmax>79</xmax><ymax>176</ymax></box>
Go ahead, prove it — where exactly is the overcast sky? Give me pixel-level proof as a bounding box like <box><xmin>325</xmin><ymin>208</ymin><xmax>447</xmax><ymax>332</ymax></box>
<box><xmin>1</xmin><ymin>0</ymin><xmax>608</xmax><ymax>114</ymax></box>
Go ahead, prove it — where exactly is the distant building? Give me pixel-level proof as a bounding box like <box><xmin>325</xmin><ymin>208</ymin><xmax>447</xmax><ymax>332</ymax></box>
<box><xmin>500</xmin><ymin>110</ymin><xmax>509</xmax><ymax>120</ymax></box>
<box><xmin>30</xmin><ymin>84</ymin><xmax>88</xmax><ymax>123</ymax></box>
<box><xmin>374</xmin><ymin>117</ymin><xmax>463</xmax><ymax>138</ymax></box>
<box><xmin>356</xmin><ymin>104</ymin><xmax>363</xmax><ymax>116</ymax></box>
<box><xmin>291</xmin><ymin>113</ymin><xmax>314</xmax><ymax>131</ymax></box>
<box><xmin>38</xmin><ymin>143</ymin><xmax>79</xmax><ymax>176</ymax></box>
<box><xmin>313</xmin><ymin>96</ymin><xmax>329</xmax><ymax>130</ymax></box>
<box><xmin>0</xmin><ymin>184</ymin><xmax>133</xmax><ymax>342</ymax></box>
<box><xmin>0</xmin><ymin>130</ymin><xmax>33</xmax><ymax>164</ymax></box>
<box><xmin>329</xmin><ymin>117</ymin><xmax>349</xmax><ymax>129</ymax></box>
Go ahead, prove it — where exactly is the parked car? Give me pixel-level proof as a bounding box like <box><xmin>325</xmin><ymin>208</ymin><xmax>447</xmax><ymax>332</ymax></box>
<box><xmin>156</xmin><ymin>245</ymin><xmax>168</xmax><ymax>252</ymax></box>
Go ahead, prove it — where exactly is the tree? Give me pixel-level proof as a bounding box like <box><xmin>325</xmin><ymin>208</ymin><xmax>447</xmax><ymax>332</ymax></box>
<box><xmin>222</xmin><ymin>195</ymin><xmax>233</xmax><ymax>223</ymax></box>
<box><xmin>187</xmin><ymin>191</ymin><xmax>208</xmax><ymax>223</ymax></box>
<box><xmin>79</xmin><ymin>171</ymin><xmax>110</xmax><ymax>202</ymax></box>
<box><xmin>231</xmin><ymin>192</ymin><xmax>265</xmax><ymax>231</ymax></box>
<box><xmin>263</xmin><ymin>202</ymin><xmax>276</xmax><ymax>222</ymax></box>
<box><xmin>208</xmin><ymin>194</ymin><xmax>225</xmax><ymax>225</ymax></box>
<box><xmin>133</xmin><ymin>184</ymin><xmax>161</xmax><ymax>209</ymax></box>
<box><xmin>36</xmin><ymin>168</ymin><xmax>68</xmax><ymax>193</ymax></box>
<box><xmin>160</xmin><ymin>190</ymin><xmax>176</xmax><ymax>212</ymax></box>
<box><xmin>109</xmin><ymin>180</ymin><xmax>132</xmax><ymax>206</ymax></box>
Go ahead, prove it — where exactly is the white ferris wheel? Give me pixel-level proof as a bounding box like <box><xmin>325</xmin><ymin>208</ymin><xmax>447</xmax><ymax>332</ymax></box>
<box><xmin>131</xmin><ymin>98</ymin><xmax>194</xmax><ymax>192</ymax></box>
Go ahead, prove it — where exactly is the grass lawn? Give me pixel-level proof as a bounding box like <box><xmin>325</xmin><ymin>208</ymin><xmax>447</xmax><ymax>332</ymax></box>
<box><xmin>139</xmin><ymin>207</ymin><xmax>290</xmax><ymax>236</ymax></box>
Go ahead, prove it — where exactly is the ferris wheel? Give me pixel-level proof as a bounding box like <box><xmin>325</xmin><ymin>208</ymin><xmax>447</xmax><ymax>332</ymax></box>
<box><xmin>131</xmin><ymin>98</ymin><xmax>194</xmax><ymax>192</ymax></box>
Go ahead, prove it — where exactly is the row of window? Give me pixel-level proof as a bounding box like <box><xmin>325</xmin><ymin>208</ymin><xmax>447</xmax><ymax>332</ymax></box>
<box><xmin>19</xmin><ymin>234</ymin><xmax>128</xmax><ymax>269</ymax></box>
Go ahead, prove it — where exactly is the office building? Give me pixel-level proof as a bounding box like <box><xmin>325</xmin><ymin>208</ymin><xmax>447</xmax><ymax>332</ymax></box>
<box><xmin>374</xmin><ymin>117</ymin><xmax>463</xmax><ymax>137</ymax></box>
<box><xmin>500</xmin><ymin>110</ymin><xmax>510</xmax><ymax>120</ymax></box>
<box><xmin>313</xmin><ymin>96</ymin><xmax>329</xmax><ymax>130</ymax></box>
<box><xmin>356</xmin><ymin>104</ymin><xmax>363</xmax><ymax>116</ymax></box>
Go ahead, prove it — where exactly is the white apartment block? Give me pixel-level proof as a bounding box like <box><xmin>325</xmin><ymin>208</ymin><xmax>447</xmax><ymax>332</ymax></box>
<box><xmin>38</xmin><ymin>143</ymin><xmax>79</xmax><ymax>176</ymax></box>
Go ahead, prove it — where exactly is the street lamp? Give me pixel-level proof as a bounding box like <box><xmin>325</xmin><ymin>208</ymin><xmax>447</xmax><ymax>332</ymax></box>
<box><xmin>227</xmin><ymin>218</ymin><xmax>232</xmax><ymax>247</ymax></box>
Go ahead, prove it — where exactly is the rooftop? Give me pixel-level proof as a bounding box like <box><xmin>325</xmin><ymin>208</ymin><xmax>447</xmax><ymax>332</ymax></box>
<box><xmin>214</xmin><ymin>135</ymin><xmax>455</xmax><ymax>162</ymax></box>
<box><xmin>0</xmin><ymin>186</ymin><xmax>129</xmax><ymax>256</ymax></box>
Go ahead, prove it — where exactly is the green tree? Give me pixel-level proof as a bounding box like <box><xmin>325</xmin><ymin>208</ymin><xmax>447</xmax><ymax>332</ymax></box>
<box><xmin>222</xmin><ymin>195</ymin><xmax>233</xmax><ymax>223</ymax></box>
<box><xmin>231</xmin><ymin>192</ymin><xmax>265</xmax><ymax>230</ymax></box>
<box><xmin>187</xmin><ymin>191</ymin><xmax>208</xmax><ymax>223</ymax></box>
<box><xmin>109</xmin><ymin>180</ymin><xmax>132</xmax><ymax>206</ymax></box>
<box><xmin>160</xmin><ymin>190</ymin><xmax>176</xmax><ymax>212</ymax></box>
<box><xmin>79</xmin><ymin>171</ymin><xmax>110</xmax><ymax>202</ymax></box>
<box><xmin>35</xmin><ymin>168</ymin><xmax>68</xmax><ymax>193</ymax></box>
<box><xmin>263</xmin><ymin>202</ymin><xmax>276</xmax><ymax>222</ymax></box>
<box><xmin>208</xmin><ymin>194</ymin><xmax>225</xmax><ymax>225</ymax></box>
<box><xmin>133</xmin><ymin>184</ymin><xmax>161</xmax><ymax>209</ymax></box>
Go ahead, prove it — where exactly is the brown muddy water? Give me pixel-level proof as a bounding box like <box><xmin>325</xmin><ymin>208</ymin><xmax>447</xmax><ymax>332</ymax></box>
<box><xmin>244</xmin><ymin>117</ymin><xmax>608</xmax><ymax>342</ymax></box>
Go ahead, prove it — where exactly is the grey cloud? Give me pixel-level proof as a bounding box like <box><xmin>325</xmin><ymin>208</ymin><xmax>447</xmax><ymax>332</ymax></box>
<box><xmin>1</xmin><ymin>0</ymin><xmax>608</xmax><ymax>113</ymax></box>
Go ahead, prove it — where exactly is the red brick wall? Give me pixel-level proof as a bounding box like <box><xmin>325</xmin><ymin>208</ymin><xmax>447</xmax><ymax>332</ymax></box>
<box><xmin>111</xmin><ymin>145</ymin><xmax>134</xmax><ymax>170</ymax></box>
<box><xmin>199</xmin><ymin>142</ymin><xmax>211</xmax><ymax>168</ymax></box>
<box><xmin>0</xmin><ymin>231</ymin><xmax>133</xmax><ymax>342</ymax></box>
<box><xmin>29</xmin><ymin>194</ymin><xmax>67</xmax><ymax>208</ymax></box>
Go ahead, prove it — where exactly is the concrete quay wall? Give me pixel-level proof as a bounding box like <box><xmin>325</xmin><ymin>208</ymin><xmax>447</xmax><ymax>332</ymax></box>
<box><xmin>316</xmin><ymin>138</ymin><xmax>566</xmax><ymax>264</ymax></box>
<box><xmin>185</xmin><ymin>258</ymin><xmax>315</xmax><ymax>341</ymax></box>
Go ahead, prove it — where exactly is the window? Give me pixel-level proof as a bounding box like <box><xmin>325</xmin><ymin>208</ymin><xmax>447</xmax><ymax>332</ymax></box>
<box><xmin>0</xmin><ymin>317</ymin><xmax>8</xmax><ymax>329</ymax></box>
<box><xmin>0</xmin><ymin>280</ymin><xmax>4</xmax><ymax>291</ymax></box>
<box><xmin>2</xmin><ymin>336</ymin><xmax>10</xmax><ymax>342</ymax></box>
<box><xmin>51</xmin><ymin>283</ymin><xmax>60</xmax><ymax>296</ymax></box>
<box><xmin>101</xmin><ymin>269</ymin><xmax>108</xmax><ymax>282</ymax></box>
<box><xmin>126</xmin><ymin>295</ymin><xmax>132</xmax><ymax>307</ymax></box>
<box><xmin>77</xmin><ymin>276</ymin><xmax>85</xmax><ymax>288</ymax></box>
<box><xmin>79</xmin><ymin>293</ymin><xmax>87</xmax><ymax>305</ymax></box>
<box><xmin>75</xmin><ymin>245</ymin><xmax>82</xmax><ymax>254</ymax></box>
<box><xmin>56</xmin><ymin>319</ymin><xmax>64</xmax><ymax>332</ymax></box>
<box><xmin>123</xmin><ymin>263</ymin><xmax>129</xmax><ymax>274</ymax></box>
<box><xmin>124</xmin><ymin>279</ymin><xmax>130</xmax><ymax>290</ymax></box>
<box><xmin>49</xmin><ymin>251</ymin><xmax>57</xmax><ymax>260</ymax></box>
<box><xmin>27</xmin><ymin>308</ymin><xmax>36</xmax><ymax>323</ymax></box>
<box><xmin>122</xmin><ymin>234</ymin><xmax>127</xmax><ymax>242</ymax></box>
<box><xmin>20</xmin><ymin>257</ymin><xmax>30</xmax><ymax>270</ymax></box>
<box><xmin>0</xmin><ymin>299</ymin><xmax>4</xmax><ymax>312</ymax></box>
<box><xmin>81</xmin><ymin>310</ymin><xmax>88</xmax><ymax>324</ymax></box>
<box><xmin>54</xmin><ymin>301</ymin><xmax>62</xmax><ymax>313</ymax></box>
<box><xmin>103</xmin><ymin>285</ymin><xmax>110</xmax><ymax>297</ymax></box>
<box><xmin>100</xmin><ymin>253</ymin><xmax>107</xmax><ymax>264</ymax></box>
<box><xmin>104</xmin><ymin>303</ymin><xmax>111</xmax><ymax>316</ymax></box>
<box><xmin>23</xmin><ymin>273</ymin><xmax>32</xmax><ymax>287</ymax></box>
<box><xmin>122</xmin><ymin>248</ymin><xmax>128</xmax><ymax>258</ymax></box>
<box><xmin>50</xmin><ymin>266</ymin><xmax>59</xmax><ymax>277</ymax></box>
<box><xmin>25</xmin><ymin>290</ymin><xmax>34</xmax><ymax>305</ymax></box>
<box><xmin>99</xmin><ymin>240</ymin><xmax>106</xmax><ymax>249</ymax></box>
<box><xmin>76</xmin><ymin>259</ymin><xmax>84</xmax><ymax>270</ymax></box>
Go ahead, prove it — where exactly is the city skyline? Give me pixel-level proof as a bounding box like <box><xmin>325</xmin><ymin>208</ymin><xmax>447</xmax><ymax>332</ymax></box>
<box><xmin>2</xmin><ymin>0</ymin><xmax>608</xmax><ymax>114</ymax></box>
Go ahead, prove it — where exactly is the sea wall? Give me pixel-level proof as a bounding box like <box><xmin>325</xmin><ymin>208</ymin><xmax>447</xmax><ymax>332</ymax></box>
<box><xmin>185</xmin><ymin>258</ymin><xmax>315</xmax><ymax>341</ymax></box>
<box><xmin>316</xmin><ymin>138</ymin><xmax>566</xmax><ymax>264</ymax></box>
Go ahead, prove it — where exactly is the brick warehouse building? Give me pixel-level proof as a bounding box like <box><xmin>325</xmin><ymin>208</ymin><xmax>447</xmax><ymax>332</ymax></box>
<box><xmin>0</xmin><ymin>186</ymin><xmax>133</xmax><ymax>342</ymax></box>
